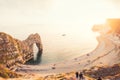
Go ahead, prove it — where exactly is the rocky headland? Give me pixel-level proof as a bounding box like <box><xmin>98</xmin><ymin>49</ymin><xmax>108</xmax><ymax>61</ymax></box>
<box><xmin>0</xmin><ymin>32</ymin><xmax>43</xmax><ymax>78</ymax></box>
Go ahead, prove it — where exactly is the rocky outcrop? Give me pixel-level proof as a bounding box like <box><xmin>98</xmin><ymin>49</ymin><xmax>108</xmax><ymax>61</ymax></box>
<box><xmin>92</xmin><ymin>19</ymin><xmax>120</xmax><ymax>34</ymax></box>
<box><xmin>84</xmin><ymin>64</ymin><xmax>120</xmax><ymax>80</ymax></box>
<box><xmin>107</xmin><ymin>19</ymin><xmax>120</xmax><ymax>34</ymax></box>
<box><xmin>0</xmin><ymin>32</ymin><xmax>43</xmax><ymax>70</ymax></box>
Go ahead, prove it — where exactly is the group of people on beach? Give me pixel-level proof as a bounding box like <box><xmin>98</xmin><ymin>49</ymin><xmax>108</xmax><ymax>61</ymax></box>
<box><xmin>75</xmin><ymin>72</ymin><xmax>102</xmax><ymax>80</ymax></box>
<box><xmin>75</xmin><ymin>72</ymin><xmax>85</xmax><ymax>80</ymax></box>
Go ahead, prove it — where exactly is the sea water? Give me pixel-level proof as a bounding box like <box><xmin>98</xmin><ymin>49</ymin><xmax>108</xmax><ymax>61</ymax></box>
<box><xmin>32</xmin><ymin>33</ymin><xmax>98</xmax><ymax>65</ymax></box>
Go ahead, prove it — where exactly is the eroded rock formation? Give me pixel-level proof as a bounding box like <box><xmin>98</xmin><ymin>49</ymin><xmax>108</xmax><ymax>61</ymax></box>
<box><xmin>0</xmin><ymin>32</ymin><xmax>43</xmax><ymax>70</ymax></box>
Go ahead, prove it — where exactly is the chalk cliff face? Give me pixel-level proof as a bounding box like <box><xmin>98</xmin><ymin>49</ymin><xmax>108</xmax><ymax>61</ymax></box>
<box><xmin>0</xmin><ymin>32</ymin><xmax>43</xmax><ymax>70</ymax></box>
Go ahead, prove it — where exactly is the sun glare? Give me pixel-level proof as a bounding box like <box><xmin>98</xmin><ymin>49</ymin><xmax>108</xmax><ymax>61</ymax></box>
<box><xmin>92</xmin><ymin>19</ymin><xmax>106</xmax><ymax>24</ymax></box>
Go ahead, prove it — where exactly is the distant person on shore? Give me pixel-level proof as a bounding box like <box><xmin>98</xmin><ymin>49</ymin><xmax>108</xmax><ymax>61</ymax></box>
<box><xmin>75</xmin><ymin>71</ymin><xmax>86</xmax><ymax>80</ymax></box>
<box><xmin>97</xmin><ymin>77</ymin><xmax>102</xmax><ymax>80</ymax></box>
<box><xmin>79</xmin><ymin>72</ymin><xmax>85</xmax><ymax>80</ymax></box>
<box><xmin>75</xmin><ymin>72</ymin><xmax>79</xmax><ymax>80</ymax></box>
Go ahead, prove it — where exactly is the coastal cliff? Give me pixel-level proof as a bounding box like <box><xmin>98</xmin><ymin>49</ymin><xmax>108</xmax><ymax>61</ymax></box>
<box><xmin>92</xmin><ymin>19</ymin><xmax>120</xmax><ymax>34</ymax></box>
<box><xmin>0</xmin><ymin>32</ymin><xmax>43</xmax><ymax>77</ymax></box>
<box><xmin>83</xmin><ymin>19</ymin><xmax>120</xmax><ymax>80</ymax></box>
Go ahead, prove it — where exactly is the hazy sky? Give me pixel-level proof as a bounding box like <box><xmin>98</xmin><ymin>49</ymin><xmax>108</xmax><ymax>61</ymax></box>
<box><xmin>0</xmin><ymin>0</ymin><xmax>120</xmax><ymax>25</ymax></box>
<box><xmin>0</xmin><ymin>0</ymin><xmax>120</xmax><ymax>39</ymax></box>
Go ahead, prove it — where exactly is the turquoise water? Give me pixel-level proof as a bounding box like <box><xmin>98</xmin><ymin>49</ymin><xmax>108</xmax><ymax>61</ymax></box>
<box><xmin>27</xmin><ymin>41</ymin><xmax>97</xmax><ymax>65</ymax></box>
<box><xmin>31</xmin><ymin>33</ymin><xmax>98</xmax><ymax>65</ymax></box>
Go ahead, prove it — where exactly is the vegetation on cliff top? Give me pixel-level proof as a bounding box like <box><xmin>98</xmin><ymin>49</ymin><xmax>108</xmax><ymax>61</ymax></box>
<box><xmin>0</xmin><ymin>65</ymin><xmax>21</xmax><ymax>78</ymax></box>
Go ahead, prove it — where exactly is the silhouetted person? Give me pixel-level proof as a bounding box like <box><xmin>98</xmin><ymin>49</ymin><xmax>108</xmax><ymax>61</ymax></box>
<box><xmin>97</xmin><ymin>77</ymin><xmax>102</xmax><ymax>80</ymax></box>
<box><xmin>75</xmin><ymin>72</ymin><xmax>79</xmax><ymax>80</ymax></box>
<box><xmin>79</xmin><ymin>72</ymin><xmax>84</xmax><ymax>80</ymax></box>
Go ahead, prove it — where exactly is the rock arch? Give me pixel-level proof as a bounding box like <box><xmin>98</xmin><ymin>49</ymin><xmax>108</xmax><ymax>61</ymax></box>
<box><xmin>0</xmin><ymin>32</ymin><xmax>43</xmax><ymax>69</ymax></box>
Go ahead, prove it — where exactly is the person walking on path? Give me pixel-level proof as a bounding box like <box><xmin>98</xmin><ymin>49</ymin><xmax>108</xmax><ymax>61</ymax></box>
<box><xmin>97</xmin><ymin>77</ymin><xmax>102</xmax><ymax>80</ymax></box>
<box><xmin>79</xmin><ymin>72</ymin><xmax>85</xmax><ymax>80</ymax></box>
<box><xmin>75</xmin><ymin>72</ymin><xmax>79</xmax><ymax>80</ymax></box>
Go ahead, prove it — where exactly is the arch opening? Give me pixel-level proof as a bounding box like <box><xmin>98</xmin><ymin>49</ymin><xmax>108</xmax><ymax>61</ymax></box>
<box><xmin>25</xmin><ymin>43</ymin><xmax>42</xmax><ymax>65</ymax></box>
